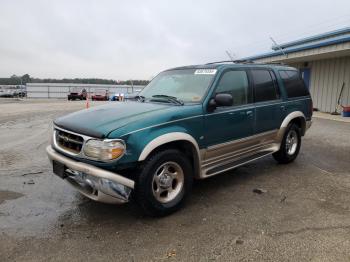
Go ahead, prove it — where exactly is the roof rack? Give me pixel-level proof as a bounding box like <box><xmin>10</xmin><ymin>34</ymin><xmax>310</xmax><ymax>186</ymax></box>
<box><xmin>205</xmin><ymin>60</ymin><xmax>235</xmax><ymax>65</ymax></box>
<box><xmin>205</xmin><ymin>59</ymin><xmax>255</xmax><ymax>65</ymax></box>
<box><xmin>261</xmin><ymin>61</ymin><xmax>286</xmax><ymax>65</ymax></box>
<box><xmin>205</xmin><ymin>60</ymin><xmax>286</xmax><ymax>66</ymax></box>
<box><xmin>233</xmin><ymin>59</ymin><xmax>255</xmax><ymax>64</ymax></box>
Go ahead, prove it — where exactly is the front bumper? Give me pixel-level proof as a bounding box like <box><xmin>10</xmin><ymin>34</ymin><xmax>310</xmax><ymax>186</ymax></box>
<box><xmin>46</xmin><ymin>146</ymin><xmax>134</xmax><ymax>204</ymax></box>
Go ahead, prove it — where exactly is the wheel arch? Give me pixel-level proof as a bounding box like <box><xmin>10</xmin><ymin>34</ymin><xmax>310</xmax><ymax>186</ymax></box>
<box><xmin>277</xmin><ymin>111</ymin><xmax>306</xmax><ymax>143</ymax></box>
<box><xmin>138</xmin><ymin>132</ymin><xmax>202</xmax><ymax>179</ymax></box>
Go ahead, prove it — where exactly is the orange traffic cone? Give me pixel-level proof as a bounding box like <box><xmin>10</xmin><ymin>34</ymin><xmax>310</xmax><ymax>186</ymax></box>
<box><xmin>86</xmin><ymin>93</ymin><xmax>89</xmax><ymax>109</ymax></box>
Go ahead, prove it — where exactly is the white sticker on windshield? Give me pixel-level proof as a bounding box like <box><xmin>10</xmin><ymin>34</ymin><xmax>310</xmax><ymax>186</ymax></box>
<box><xmin>194</xmin><ymin>69</ymin><xmax>217</xmax><ymax>75</ymax></box>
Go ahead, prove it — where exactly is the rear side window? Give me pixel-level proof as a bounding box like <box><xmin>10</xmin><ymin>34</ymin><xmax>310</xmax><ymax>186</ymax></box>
<box><xmin>215</xmin><ymin>70</ymin><xmax>249</xmax><ymax>106</ymax></box>
<box><xmin>279</xmin><ymin>70</ymin><xmax>310</xmax><ymax>98</ymax></box>
<box><xmin>251</xmin><ymin>69</ymin><xmax>279</xmax><ymax>102</ymax></box>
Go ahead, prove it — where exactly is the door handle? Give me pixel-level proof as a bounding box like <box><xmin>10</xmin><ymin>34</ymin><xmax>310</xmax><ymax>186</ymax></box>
<box><xmin>238</xmin><ymin>110</ymin><xmax>253</xmax><ymax>116</ymax></box>
<box><xmin>246</xmin><ymin>110</ymin><xmax>253</xmax><ymax>116</ymax></box>
<box><xmin>280</xmin><ymin>105</ymin><xmax>286</xmax><ymax>111</ymax></box>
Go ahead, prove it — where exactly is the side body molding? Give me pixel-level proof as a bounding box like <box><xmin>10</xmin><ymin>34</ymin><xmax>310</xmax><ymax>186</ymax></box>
<box><xmin>137</xmin><ymin>112</ymin><xmax>307</xmax><ymax>180</ymax></box>
<box><xmin>138</xmin><ymin>132</ymin><xmax>201</xmax><ymax>162</ymax></box>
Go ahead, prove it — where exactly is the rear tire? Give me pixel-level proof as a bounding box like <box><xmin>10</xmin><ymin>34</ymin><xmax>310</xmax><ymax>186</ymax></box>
<box><xmin>134</xmin><ymin>149</ymin><xmax>193</xmax><ymax>217</ymax></box>
<box><xmin>273</xmin><ymin>123</ymin><xmax>301</xmax><ymax>164</ymax></box>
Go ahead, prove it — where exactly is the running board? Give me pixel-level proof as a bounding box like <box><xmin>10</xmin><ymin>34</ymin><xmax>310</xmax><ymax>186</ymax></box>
<box><xmin>202</xmin><ymin>151</ymin><xmax>273</xmax><ymax>178</ymax></box>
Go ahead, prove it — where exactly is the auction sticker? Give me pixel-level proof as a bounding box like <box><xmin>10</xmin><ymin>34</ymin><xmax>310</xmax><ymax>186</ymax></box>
<box><xmin>194</xmin><ymin>69</ymin><xmax>217</xmax><ymax>75</ymax></box>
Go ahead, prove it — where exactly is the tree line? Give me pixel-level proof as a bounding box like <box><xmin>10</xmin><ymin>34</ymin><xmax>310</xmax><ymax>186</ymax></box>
<box><xmin>0</xmin><ymin>74</ymin><xmax>150</xmax><ymax>86</ymax></box>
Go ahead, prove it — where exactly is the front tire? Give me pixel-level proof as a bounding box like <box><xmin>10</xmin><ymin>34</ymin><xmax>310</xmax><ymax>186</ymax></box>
<box><xmin>134</xmin><ymin>149</ymin><xmax>193</xmax><ymax>217</ymax></box>
<box><xmin>273</xmin><ymin>123</ymin><xmax>301</xmax><ymax>164</ymax></box>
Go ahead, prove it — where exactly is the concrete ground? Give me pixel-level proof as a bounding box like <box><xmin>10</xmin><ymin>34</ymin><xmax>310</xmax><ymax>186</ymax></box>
<box><xmin>313</xmin><ymin>111</ymin><xmax>350</xmax><ymax>123</ymax></box>
<box><xmin>0</xmin><ymin>99</ymin><xmax>350</xmax><ymax>262</ymax></box>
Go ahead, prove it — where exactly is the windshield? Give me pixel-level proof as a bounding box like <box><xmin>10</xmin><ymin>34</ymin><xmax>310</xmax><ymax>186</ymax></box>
<box><xmin>139</xmin><ymin>68</ymin><xmax>216</xmax><ymax>104</ymax></box>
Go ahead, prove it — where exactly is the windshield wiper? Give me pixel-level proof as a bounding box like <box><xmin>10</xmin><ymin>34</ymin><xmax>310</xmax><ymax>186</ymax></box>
<box><xmin>151</xmin><ymin>95</ymin><xmax>184</xmax><ymax>105</ymax></box>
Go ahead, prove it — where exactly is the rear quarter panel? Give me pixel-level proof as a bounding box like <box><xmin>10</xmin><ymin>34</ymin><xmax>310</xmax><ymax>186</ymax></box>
<box><xmin>284</xmin><ymin>96</ymin><xmax>313</xmax><ymax>121</ymax></box>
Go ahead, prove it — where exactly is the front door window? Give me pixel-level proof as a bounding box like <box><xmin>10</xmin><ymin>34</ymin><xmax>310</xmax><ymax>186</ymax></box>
<box><xmin>215</xmin><ymin>70</ymin><xmax>249</xmax><ymax>106</ymax></box>
<box><xmin>204</xmin><ymin>70</ymin><xmax>254</xmax><ymax>147</ymax></box>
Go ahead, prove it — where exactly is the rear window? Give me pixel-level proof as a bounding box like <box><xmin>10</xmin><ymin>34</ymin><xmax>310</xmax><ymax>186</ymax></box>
<box><xmin>251</xmin><ymin>69</ymin><xmax>279</xmax><ymax>102</ymax></box>
<box><xmin>279</xmin><ymin>70</ymin><xmax>310</xmax><ymax>98</ymax></box>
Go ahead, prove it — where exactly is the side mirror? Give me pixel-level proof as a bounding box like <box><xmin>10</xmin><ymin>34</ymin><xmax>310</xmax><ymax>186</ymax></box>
<box><xmin>208</xmin><ymin>93</ymin><xmax>233</xmax><ymax>111</ymax></box>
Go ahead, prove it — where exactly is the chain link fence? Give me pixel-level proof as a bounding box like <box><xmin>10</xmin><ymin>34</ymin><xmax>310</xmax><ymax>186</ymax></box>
<box><xmin>26</xmin><ymin>83</ymin><xmax>144</xmax><ymax>99</ymax></box>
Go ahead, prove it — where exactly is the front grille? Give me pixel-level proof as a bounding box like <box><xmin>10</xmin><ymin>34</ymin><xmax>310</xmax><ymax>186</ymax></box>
<box><xmin>55</xmin><ymin>129</ymin><xmax>84</xmax><ymax>154</ymax></box>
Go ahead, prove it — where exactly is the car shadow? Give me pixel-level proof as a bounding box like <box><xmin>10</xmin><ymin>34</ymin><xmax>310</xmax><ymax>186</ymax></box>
<box><xmin>58</xmin><ymin>156</ymin><xmax>291</xmax><ymax>224</ymax></box>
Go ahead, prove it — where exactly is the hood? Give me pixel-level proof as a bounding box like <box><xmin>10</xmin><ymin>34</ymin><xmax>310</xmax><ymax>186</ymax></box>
<box><xmin>54</xmin><ymin>102</ymin><xmax>173</xmax><ymax>139</ymax></box>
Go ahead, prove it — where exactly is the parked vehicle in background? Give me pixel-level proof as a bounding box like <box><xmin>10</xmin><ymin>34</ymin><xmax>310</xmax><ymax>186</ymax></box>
<box><xmin>124</xmin><ymin>92</ymin><xmax>141</xmax><ymax>101</ymax></box>
<box><xmin>0</xmin><ymin>88</ymin><xmax>6</xmax><ymax>97</ymax></box>
<box><xmin>68</xmin><ymin>88</ymin><xmax>87</xmax><ymax>100</ymax></box>
<box><xmin>0</xmin><ymin>86</ymin><xmax>26</xmax><ymax>98</ymax></box>
<box><xmin>110</xmin><ymin>92</ymin><xmax>141</xmax><ymax>101</ymax></box>
<box><xmin>47</xmin><ymin>62</ymin><xmax>312</xmax><ymax>216</ymax></box>
<box><xmin>14</xmin><ymin>87</ymin><xmax>26</xmax><ymax>97</ymax></box>
<box><xmin>91</xmin><ymin>89</ymin><xmax>109</xmax><ymax>101</ymax></box>
<box><xmin>110</xmin><ymin>93</ymin><xmax>124</xmax><ymax>101</ymax></box>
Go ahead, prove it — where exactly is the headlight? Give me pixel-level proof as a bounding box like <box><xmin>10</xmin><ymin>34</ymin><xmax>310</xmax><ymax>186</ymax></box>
<box><xmin>83</xmin><ymin>139</ymin><xmax>125</xmax><ymax>161</ymax></box>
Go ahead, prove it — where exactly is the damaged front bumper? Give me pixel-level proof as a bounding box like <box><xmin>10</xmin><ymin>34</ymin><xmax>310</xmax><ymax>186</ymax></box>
<box><xmin>46</xmin><ymin>146</ymin><xmax>135</xmax><ymax>204</ymax></box>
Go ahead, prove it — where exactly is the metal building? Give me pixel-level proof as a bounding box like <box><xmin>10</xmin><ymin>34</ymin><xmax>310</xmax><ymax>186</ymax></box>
<box><xmin>26</xmin><ymin>83</ymin><xmax>144</xmax><ymax>99</ymax></box>
<box><xmin>245</xmin><ymin>27</ymin><xmax>350</xmax><ymax>113</ymax></box>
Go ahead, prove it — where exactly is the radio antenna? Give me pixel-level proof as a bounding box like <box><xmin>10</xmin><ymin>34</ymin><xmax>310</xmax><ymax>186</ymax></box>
<box><xmin>270</xmin><ymin>37</ymin><xmax>286</xmax><ymax>55</ymax></box>
<box><xmin>225</xmin><ymin>50</ymin><xmax>235</xmax><ymax>62</ymax></box>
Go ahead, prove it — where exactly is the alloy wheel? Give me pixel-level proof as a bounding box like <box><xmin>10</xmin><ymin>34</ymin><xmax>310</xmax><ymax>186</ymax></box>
<box><xmin>152</xmin><ymin>161</ymin><xmax>184</xmax><ymax>203</ymax></box>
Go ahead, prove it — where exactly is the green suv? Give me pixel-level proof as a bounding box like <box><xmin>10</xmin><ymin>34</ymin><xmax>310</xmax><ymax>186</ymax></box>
<box><xmin>47</xmin><ymin>62</ymin><xmax>312</xmax><ymax>216</ymax></box>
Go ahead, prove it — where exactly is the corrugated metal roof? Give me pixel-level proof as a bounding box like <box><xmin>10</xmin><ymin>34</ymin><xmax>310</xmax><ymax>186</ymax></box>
<box><xmin>244</xmin><ymin>27</ymin><xmax>350</xmax><ymax>61</ymax></box>
<box><xmin>274</xmin><ymin>27</ymin><xmax>350</xmax><ymax>50</ymax></box>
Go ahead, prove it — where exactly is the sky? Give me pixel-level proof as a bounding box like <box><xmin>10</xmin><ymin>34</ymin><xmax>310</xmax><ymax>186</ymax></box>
<box><xmin>0</xmin><ymin>0</ymin><xmax>350</xmax><ymax>80</ymax></box>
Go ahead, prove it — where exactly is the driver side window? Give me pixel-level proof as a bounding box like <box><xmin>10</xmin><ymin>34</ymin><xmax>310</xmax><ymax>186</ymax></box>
<box><xmin>215</xmin><ymin>70</ymin><xmax>249</xmax><ymax>106</ymax></box>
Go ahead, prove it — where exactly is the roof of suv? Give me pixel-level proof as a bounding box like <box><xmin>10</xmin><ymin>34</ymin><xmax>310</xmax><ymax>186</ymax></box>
<box><xmin>168</xmin><ymin>62</ymin><xmax>296</xmax><ymax>71</ymax></box>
